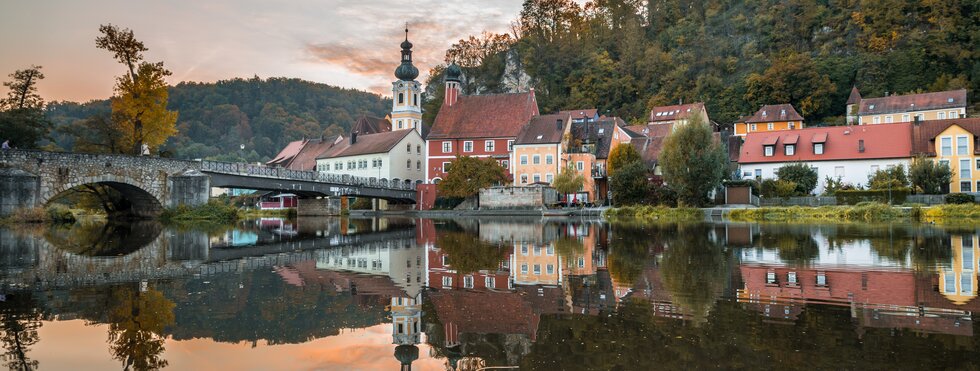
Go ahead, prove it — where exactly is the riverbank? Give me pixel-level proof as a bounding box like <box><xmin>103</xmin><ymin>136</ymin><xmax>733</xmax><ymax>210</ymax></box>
<box><xmin>604</xmin><ymin>205</ymin><xmax>704</xmax><ymax>223</ymax></box>
<box><xmin>602</xmin><ymin>203</ymin><xmax>980</xmax><ymax>224</ymax></box>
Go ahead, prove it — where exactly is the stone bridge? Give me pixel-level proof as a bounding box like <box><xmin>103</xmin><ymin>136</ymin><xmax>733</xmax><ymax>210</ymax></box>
<box><xmin>0</xmin><ymin>150</ymin><xmax>417</xmax><ymax>217</ymax></box>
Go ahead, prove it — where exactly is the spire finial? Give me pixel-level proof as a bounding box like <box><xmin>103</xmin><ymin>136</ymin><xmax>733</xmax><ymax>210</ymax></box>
<box><xmin>405</xmin><ymin>23</ymin><xmax>409</xmax><ymax>41</ymax></box>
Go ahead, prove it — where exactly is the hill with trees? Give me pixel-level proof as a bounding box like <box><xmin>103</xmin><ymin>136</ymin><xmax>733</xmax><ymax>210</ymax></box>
<box><xmin>429</xmin><ymin>0</ymin><xmax>979</xmax><ymax>127</ymax></box>
<box><xmin>46</xmin><ymin>76</ymin><xmax>390</xmax><ymax>161</ymax></box>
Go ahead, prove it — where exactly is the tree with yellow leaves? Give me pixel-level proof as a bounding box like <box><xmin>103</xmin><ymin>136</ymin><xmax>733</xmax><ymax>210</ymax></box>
<box><xmin>96</xmin><ymin>24</ymin><xmax>177</xmax><ymax>155</ymax></box>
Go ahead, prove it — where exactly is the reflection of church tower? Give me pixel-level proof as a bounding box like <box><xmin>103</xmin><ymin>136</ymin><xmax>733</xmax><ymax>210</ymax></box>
<box><xmin>391</xmin><ymin>27</ymin><xmax>422</xmax><ymax>133</ymax></box>
<box><xmin>390</xmin><ymin>239</ymin><xmax>425</xmax><ymax>370</ymax></box>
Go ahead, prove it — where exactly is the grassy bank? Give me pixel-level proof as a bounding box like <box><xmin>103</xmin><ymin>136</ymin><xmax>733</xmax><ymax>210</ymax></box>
<box><xmin>0</xmin><ymin>205</ymin><xmax>76</xmax><ymax>226</ymax></box>
<box><xmin>923</xmin><ymin>204</ymin><xmax>980</xmax><ymax>223</ymax></box>
<box><xmin>726</xmin><ymin>203</ymin><xmax>910</xmax><ymax>223</ymax></box>
<box><xmin>160</xmin><ymin>200</ymin><xmax>240</xmax><ymax>222</ymax></box>
<box><xmin>605</xmin><ymin>205</ymin><xmax>704</xmax><ymax>223</ymax></box>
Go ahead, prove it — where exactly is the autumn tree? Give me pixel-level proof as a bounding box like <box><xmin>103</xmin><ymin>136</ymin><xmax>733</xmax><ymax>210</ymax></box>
<box><xmin>437</xmin><ymin>155</ymin><xmax>508</xmax><ymax>198</ymax></box>
<box><xmin>606</xmin><ymin>143</ymin><xmax>641</xmax><ymax>175</ymax></box>
<box><xmin>96</xmin><ymin>24</ymin><xmax>178</xmax><ymax>155</ymax></box>
<box><xmin>745</xmin><ymin>53</ymin><xmax>837</xmax><ymax>118</ymax></box>
<box><xmin>0</xmin><ymin>65</ymin><xmax>50</xmax><ymax>148</ymax></box>
<box><xmin>552</xmin><ymin>165</ymin><xmax>585</xmax><ymax>198</ymax></box>
<box><xmin>658</xmin><ymin>115</ymin><xmax>727</xmax><ymax>207</ymax></box>
<box><xmin>107</xmin><ymin>285</ymin><xmax>175</xmax><ymax>371</ymax></box>
<box><xmin>436</xmin><ymin>232</ymin><xmax>508</xmax><ymax>275</ymax></box>
<box><xmin>445</xmin><ymin>32</ymin><xmax>514</xmax><ymax>68</ymax></box>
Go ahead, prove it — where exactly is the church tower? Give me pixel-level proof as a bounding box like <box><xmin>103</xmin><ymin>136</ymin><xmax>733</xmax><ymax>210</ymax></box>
<box><xmin>391</xmin><ymin>27</ymin><xmax>423</xmax><ymax>133</ymax></box>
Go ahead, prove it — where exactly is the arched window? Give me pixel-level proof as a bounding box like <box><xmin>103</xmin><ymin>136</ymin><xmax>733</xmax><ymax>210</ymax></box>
<box><xmin>413</xmin><ymin>93</ymin><xmax>418</xmax><ymax>106</ymax></box>
<box><xmin>398</xmin><ymin>93</ymin><xmax>404</xmax><ymax>104</ymax></box>
<box><xmin>416</xmin><ymin>160</ymin><xmax>421</xmax><ymax>170</ymax></box>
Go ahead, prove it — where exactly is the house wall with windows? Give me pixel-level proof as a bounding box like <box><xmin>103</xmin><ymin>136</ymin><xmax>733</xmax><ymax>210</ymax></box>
<box><xmin>513</xmin><ymin>143</ymin><xmax>561</xmax><ymax>185</ymax></box>
<box><xmin>425</xmin><ymin>137</ymin><xmax>514</xmax><ymax>182</ymax></box>
<box><xmin>742</xmin><ymin>158</ymin><xmax>911</xmax><ymax>194</ymax></box>
<box><xmin>860</xmin><ymin>107</ymin><xmax>967</xmax><ymax>125</ymax></box>
<box><xmin>734</xmin><ymin>120</ymin><xmax>803</xmax><ymax>136</ymax></box>
<box><xmin>511</xmin><ymin>241</ymin><xmax>562</xmax><ymax>286</ymax></box>
<box><xmin>315</xmin><ymin>131</ymin><xmax>426</xmax><ymax>184</ymax></box>
<box><xmin>937</xmin><ymin>234</ymin><xmax>977</xmax><ymax>305</ymax></box>
<box><xmin>933</xmin><ymin>124</ymin><xmax>978</xmax><ymax>193</ymax></box>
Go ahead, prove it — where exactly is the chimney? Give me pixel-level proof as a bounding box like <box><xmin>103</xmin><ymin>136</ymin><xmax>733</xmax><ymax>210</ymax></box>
<box><xmin>350</xmin><ymin>131</ymin><xmax>358</xmax><ymax>145</ymax></box>
<box><xmin>858</xmin><ymin>139</ymin><xmax>865</xmax><ymax>153</ymax></box>
<box><xmin>444</xmin><ymin>81</ymin><xmax>460</xmax><ymax>107</ymax></box>
<box><xmin>556</xmin><ymin>119</ymin><xmax>563</xmax><ymax>130</ymax></box>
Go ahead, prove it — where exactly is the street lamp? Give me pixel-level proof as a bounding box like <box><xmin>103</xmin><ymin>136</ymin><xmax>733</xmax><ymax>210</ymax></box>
<box><xmin>240</xmin><ymin>144</ymin><xmax>246</xmax><ymax>162</ymax></box>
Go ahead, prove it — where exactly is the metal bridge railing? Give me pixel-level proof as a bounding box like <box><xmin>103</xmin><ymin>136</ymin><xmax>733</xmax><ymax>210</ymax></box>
<box><xmin>200</xmin><ymin>160</ymin><xmax>417</xmax><ymax>191</ymax></box>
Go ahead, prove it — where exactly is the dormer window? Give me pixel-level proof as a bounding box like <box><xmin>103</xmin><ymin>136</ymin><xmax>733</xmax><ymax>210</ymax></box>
<box><xmin>814</xmin><ymin>143</ymin><xmax>824</xmax><ymax>155</ymax></box>
<box><xmin>764</xmin><ymin>145</ymin><xmax>774</xmax><ymax>157</ymax></box>
<box><xmin>762</xmin><ymin>111</ymin><xmax>767</xmax><ymax>117</ymax></box>
<box><xmin>869</xmin><ymin>104</ymin><xmax>875</xmax><ymax>110</ymax></box>
<box><xmin>785</xmin><ymin>144</ymin><xmax>796</xmax><ymax>156</ymax></box>
<box><xmin>948</xmin><ymin>98</ymin><xmax>955</xmax><ymax>103</ymax></box>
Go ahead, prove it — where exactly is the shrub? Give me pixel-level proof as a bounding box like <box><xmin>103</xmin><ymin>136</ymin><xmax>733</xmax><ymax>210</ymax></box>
<box><xmin>605</xmin><ymin>205</ymin><xmax>703</xmax><ymax>222</ymax></box>
<box><xmin>46</xmin><ymin>204</ymin><xmax>76</xmax><ymax>223</ymax></box>
<box><xmin>867</xmin><ymin>164</ymin><xmax>910</xmax><ymax>190</ymax></box>
<box><xmin>822</xmin><ymin>176</ymin><xmax>857</xmax><ymax>196</ymax></box>
<box><xmin>910</xmin><ymin>156</ymin><xmax>952</xmax><ymax>194</ymax></box>
<box><xmin>776</xmin><ymin>163</ymin><xmax>818</xmax><ymax>196</ymax></box>
<box><xmin>945</xmin><ymin>193</ymin><xmax>976</xmax><ymax>204</ymax></box>
<box><xmin>835</xmin><ymin>188</ymin><xmax>910</xmax><ymax>205</ymax></box>
<box><xmin>161</xmin><ymin>200</ymin><xmax>239</xmax><ymax>222</ymax></box>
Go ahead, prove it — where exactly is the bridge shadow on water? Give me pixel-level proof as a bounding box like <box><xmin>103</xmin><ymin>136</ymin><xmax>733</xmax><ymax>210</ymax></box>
<box><xmin>43</xmin><ymin>220</ymin><xmax>163</xmax><ymax>257</ymax></box>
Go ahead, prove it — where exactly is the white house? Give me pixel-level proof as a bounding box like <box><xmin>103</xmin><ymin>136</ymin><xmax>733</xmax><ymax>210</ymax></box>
<box><xmin>315</xmin><ymin>129</ymin><xmax>426</xmax><ymax>185</ymax></box>
<box><xmin>738</xmin><ymin>123</ymin><xmax>913</xmax><ymax>194</ymax></box>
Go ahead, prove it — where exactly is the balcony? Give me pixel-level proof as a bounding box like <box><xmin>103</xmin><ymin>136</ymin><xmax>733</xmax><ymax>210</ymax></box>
<box><xmin>592</xmin><ymin>167</ymin><xmax>607</xmax><ymax>178</ymax></box>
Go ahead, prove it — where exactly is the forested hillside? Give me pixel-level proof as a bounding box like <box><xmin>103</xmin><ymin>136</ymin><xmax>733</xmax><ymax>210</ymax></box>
<box><xmin>430</xmin><ymin>0</ymin><xmax>979</xmax><ymax>126</ymax></box>
<box><xmin>46</xmin><ymin>77</ymin><xmax>390</xmax><ymax>161</ymax></box>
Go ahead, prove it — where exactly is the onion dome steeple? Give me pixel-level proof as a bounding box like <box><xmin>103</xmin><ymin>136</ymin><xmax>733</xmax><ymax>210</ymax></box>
<box><xmin>444</xmin><ymin>63</ymin><xmax>462</xmax><ymax>83</ymax></box>
<box><xmin>394</xmin><ymin>26</ymin><xmax>419</xmax><ymax>81</ymax></box>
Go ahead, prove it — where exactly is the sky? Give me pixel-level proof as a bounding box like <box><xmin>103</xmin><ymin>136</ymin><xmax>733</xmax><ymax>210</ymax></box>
<box><xmin>0</xmin><ymin>0</ymin><xmax>526</xmax><ymax>102</ymax></box>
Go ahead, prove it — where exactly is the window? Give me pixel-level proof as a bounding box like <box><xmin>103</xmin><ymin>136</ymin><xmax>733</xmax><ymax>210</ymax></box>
<box><xmin>961</xmin><ymin>181</ymin><xmax>972</xmax><ymax>192</ymax></box>
<box><xmin>950</xmin><ymin>110</ymin><xmax>958</xmax><ymax>119</ymax></box>
<box><xmin>941</xmin><ymin>137</ymin><xmax>952</xmax><ymax>156</ymax></box>
<box><xmin>938</xmin><ymin>111</ymin><xmax>949</xmax><ymax>119</ymax></box>
<box><xmin>964</xmin><ymin>236</ymin><xmax>974</xmax><ymax>268</ymax></box>
<box><xmin>407</xmin><ymin>160</ymin><xmax>411</xmax><ymax>169</ymax></box>
<box><xmin>521</xmin><ymin>242</ymin><xmax>529</xmax><ymax>255</ymax></box>
<box><xmin>939</xmin><ymin>159</ymin><xmax>950</xmax><ymax>168</ymax></box>
<box><xmin>785</xmin><ymin>144</ymin><xmax>795</xmax><ymax>156</ymax></box>
<box><xmin>521</xmin><ymin>264</ymin><xmax>528</xmax><ymax>274</ymax></box>
<box><xmin>463</xmin><ymin>275</ymin><xmax>474</xmax><ymax>288</ymax></box>
<box><xmin>976</xmin><ymin>159</ymin><xmax>980</xmax><ymax>170</ymax></box>
<box><xmin>960</xmin><ymin>159</ymin><xmax>971</xmax><ymax>179</ymax></box>
<box><xmin>766</xmin><ymin>271</ymin><xmax>776</xmax><ymax>284</ymax></box>
<box><xmin>533</xmin><ymin>264</ymin><xmax>541</xmax><ymax>275</ymax></box>
<box><xmin>873</xmin><ymin>116</ymin><xmax>880</xmax><ymax>124</ymax></box>
<box><xmin>869</xmin><ymin>104</ymin><xmax>875</xmax><ymax>110</ymax></box>
<box><xmin>576</xmin><ymin>161</ymin><xmax>584</xmax><ymax>171</ymax></box>
<box><xmin>520</xmin><ymin>174</ymin><xmax>528</xmax><ymax>184</ymax></box>
<box><xmin>442</xmin><ymin>276</ymin><xmax>452</xmax><ymax>288</ymax></box>
<box><xmin>754</xmin><ymin>169</ymin><xmax>762</xmax><ymax>178</ymax></box>
<box><xmin>398</xmin><ymin>93</ymin><xmax>404</xmax><ymax>104</ymax></box>
<box><xmin>816</xmin><ymin>273</ymin><xmax>827</xmax><ymax>286</ymax></box>
<box><xmin>750</xmin><ymin>124</ymin><xmax>757</xmax><ymax>131</ymax></box>
<box><xmin>957</xmin><ymin>135</ymin><xmax>969</xmax><ymax>155</ymax></box>
<box><xmin>442</xmin><ymin>141</ymin><xmax>452</xmax><ymax>153</ymax></box>
<box><xmin>413</xmin><ymin>93</ymin><xmax>418</xmax><ymax>106</ymax></box>
<box><xmin>945</xmin><ymin>271</ymin><xmax>955</xmax><ymax>294</ymax></box>
<box><xmin>502</xmin><ymin>160</ymin><xmax>509</xmax><ymax>169</ymax></box>
<box><xmin>764</xmin><ymin>145</ymin><xmax>774</xmax><ymax>157</ymax></box>
<box><xmin>578</xmin><ymin>257</ymin><xmax>585</xmax><ymax>268</ymax></box>
<box><xmin>767</xmin><ymin>122</ymin><xmax>774</xmax><ymax>130</ymax></box>
<box><xmin>463</xmin><ymin>141</ymin><xmax>473</xmax><ymax>152</ymax></box>
<box><xmin>378</xmin><ymin>159</ymin><xmax>383</xmax><ymax>167</ymax></box>
<box><xmin>443</xmin><ymin>162</ymin><xmax>452</xmax><ymax>172</ymax></box>
<box><xmin>546</xmin><ymin>173</ymin><xmax>554</xmax><ymax>183</ymax></box>
<box><xmin>789</xmin><ymin>122</ymin><xmax>795</xmax><ymax>129</ymax></box>
<box><xmin>398</xmin><ymin>120</ymin><xmax>403</xmax><ymax>129</ymax></box>
<box><xmin>485</xmin><ymin>276</ymin><xmax>495</xmax><ymax>289</ymax></box>
<box><xmin>884</xmin><ymin>115</ymin><xmax>893</xmax><ymax>123</ymax></box>
<box><xmin>834</xmin><ymin>166</ymin><xmax>844</xmax><ymax>177</ymax></box>
<box><xmin>533</xmin><ymin>174</ymin><xmax>541</xmax><ymax>183</ymax></box>
<box><xmin>507</xmin><ymin>140</ymin><xmax>514</xmax><ymax>151</ymax></box>
<box><xmin>917</xmin><ymin>113</ymin><xmax>925</xmax><ymax>121</ymax></box>
<box><xmin>336</xmin><ymin>162</ymin><xmax>342</xmax><ymax>170</ymax></box>
<box><xmin>788</xmin><ymin>272</ymin><xmax>798</xmax><ymax>284</ymax></box>
<box><xmin>546</xmin><ymin>264</ymin><xmax>554</xmax><ymax>274</ymax></box>
<box><xmin>814</xmin><ymin>143</ymin><xmax>824</xmax><ymax>155</ymax></box>
<box><xmin>485</xmin><ymin>140</ymin><xmax>494</xmax><ymax>152</ymax></box>
<box><xmin>546</xmin><ymin>155</ymin><xmax>553</xmax><ymax>165</ymax></box>
<box><xmin>547</xmin><ymin>245</ymin><xmax>554</xmax><ymax>255</ymax></box>
<box><xmin>416</xmin><ymin>145</ymin><xmax>421</xmax><ymax>154</ymax></box>
<box><xmin>902</xmin><ymin>114</ymin><xmax>910</xmax><ymax>122</ymax></box>
<box><xmin>532</xmin><ymin>155</ymin><xmax>540</xmax><ymax>165</ymax></box>
<box><xmin>520</xmin><ymin>155</ymin><xmax>528</xmax><ymax>165</ymax></box>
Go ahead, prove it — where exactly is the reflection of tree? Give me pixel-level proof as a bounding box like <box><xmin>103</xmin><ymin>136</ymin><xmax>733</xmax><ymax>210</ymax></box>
<box><xmin>0</xmin><ymin>293</ymin><xmax>42</xmax><ymax>370</ymax></box>
<box><xmin>607</xmin><ymin>224</ymin><xmax>662</xmax><ymax>286</ymax></box>
<box><xmin>661</xmin><ymin>225</ymin><xmax>727</xmax><ymax>324</ymax></box>
<box><xmin>106</xmin><ymin>285</ymin><xmax>175</xmax><ymax>371</ymax></box>
<box><xmin>437</xmin><ymin>232</ymin><xmax>507</xmax><ymax>274</ymax></box>
<box><xmin>553</xmin><ymin>236</ymin><xmax>584</xmax><ymax>261</ymax></box>
<box><xmin>758</xmin><ymin>233</ymin><xmax>820</xmax><ymax>266</ymax></box>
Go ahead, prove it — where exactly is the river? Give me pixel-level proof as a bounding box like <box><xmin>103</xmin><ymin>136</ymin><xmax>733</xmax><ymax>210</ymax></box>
<box><xmin>0</xmin><ymin>217</ymin><xmax>978</xmax><ymax>370</ymax></box>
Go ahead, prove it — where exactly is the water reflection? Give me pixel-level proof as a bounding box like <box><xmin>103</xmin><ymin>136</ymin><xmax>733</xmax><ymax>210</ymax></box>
<box><xmin>0</xmin><ymin>219</ymin><xmax>979</xmax><ymax>369</ymax></box>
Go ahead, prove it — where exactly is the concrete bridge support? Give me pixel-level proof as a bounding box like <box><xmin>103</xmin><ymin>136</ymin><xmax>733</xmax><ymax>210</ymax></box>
<box><xmin>0</xmin><ymin>168</ymin><xmax>40</xmax><ymax>216</ymax></box>
<box><xmin>297</xmin><ymin>197</ymin><xmax>343</xmax><ymax>216</ymax></box>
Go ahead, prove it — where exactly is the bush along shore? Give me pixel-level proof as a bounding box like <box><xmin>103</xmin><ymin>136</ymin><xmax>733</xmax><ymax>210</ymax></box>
<box><xmin>0</xmin><ymin>205</ymin><xmax>77</xmax><ymax>225</ymax></box>
<box><xmin>606</xmin><ymin>203</ymin><xmax>980</xmax><ymax>224</ymax></box>
<box><xmin>605</xmin><ymin>205</ymin><xmax>704</xmax><ymax>223</ymax></box>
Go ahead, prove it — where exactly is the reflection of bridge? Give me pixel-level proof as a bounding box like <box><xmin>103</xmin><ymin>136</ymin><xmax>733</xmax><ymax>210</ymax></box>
<box><xmin>0</xmin><ymin>150</ymin><xmax>417</xmax><ymax>217</ymax></box>
<box><xmin>0</xmin><ymin>227</ymin><xmax>416</xmax><ymax>289</ymax></box>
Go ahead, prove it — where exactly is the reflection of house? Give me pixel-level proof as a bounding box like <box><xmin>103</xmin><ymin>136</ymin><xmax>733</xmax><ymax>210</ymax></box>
<box><xmin>937</xmin><ymin>234</ymin><xmax>977</xmax><ymax>305</ymax></box>
<box><xmin>511</xmin><ymin>241</ymin><xmax>562</xmax><ymax>286</ymax></box>
<box><xmin>427</xmin><ymin>245</ymin><xmax>511</xmax><ymax>291</ymax></box>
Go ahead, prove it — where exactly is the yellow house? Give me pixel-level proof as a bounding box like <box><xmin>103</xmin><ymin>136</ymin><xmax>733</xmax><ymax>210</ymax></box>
<box><xmin>733</xmin><ymin>104</ymin><xmax>805</xmax><ymax>137</ymax></box>
<box><xmin>938</xmin><ymin>234</ymin><xmax>977</xmax><ymax>305</ymax></box>
<box><xmin>512</xmin><ymin>113</ymin><xmax>571</xmax><ymax>185</ymax></box>
<box><xmin>857</xmin><ymin>89</ymin><xmax>967</xmax><ymax>126</ymax></box>
<box><xmin>565</xmin><ymin>117</ymin><xmax>634</xmax><ymax>203</ymax></box>
<box><xmin>922</xmin><ymin>120</ymin><xmax>980</xmax><ymax>192</ymax></box>
<box><xmin>512</xmin><ymin>240</ymin><xmax>563</xmax><ymax>286</ymax></box>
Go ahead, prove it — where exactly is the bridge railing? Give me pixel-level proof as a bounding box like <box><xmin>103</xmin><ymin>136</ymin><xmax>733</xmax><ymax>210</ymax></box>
<box><xmin>200</xmin><ymin>160</ymin><xmax>416</xmax><ymax>191</ymax></box>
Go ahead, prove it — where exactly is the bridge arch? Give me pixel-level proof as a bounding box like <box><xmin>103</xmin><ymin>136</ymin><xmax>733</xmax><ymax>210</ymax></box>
<box><xmin>44</xmin><ymin>174</ymin><xmax>165</xmax><ymax>218</ymax></box>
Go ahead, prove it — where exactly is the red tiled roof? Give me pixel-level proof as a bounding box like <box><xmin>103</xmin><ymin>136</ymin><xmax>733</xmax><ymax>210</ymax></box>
<box><xmin>429</xmin><ymin>92</ymin><xmax>539</xmax><ymax>139</ymax></box>
<box><xmin>557</xmin><ymin>108</ymin><xmax>598</xmax><ymax>122</ymax></box>
<box><xmin>784</xmin><ymin>134</ymin><xmax>799</xmax><ymax>145</ymax></box>
<box><xmin>648</xmin><ymin>102</ymin><xmax>705</xmax><ymax>122</ymax></box>
<box><xmin>515</xmin><ymin>113</ymin><xmax>569</xmax><ymax>145</ymax></box>
<box><xmin>745</xmin><ymin>104</ymin><xmax>804</xmax><ymax>123</ymax></box>
<box><xmin>812</xmin><ymin>132</ymin><xmax>827</xmax><ymax>143</ymax></box>
<box><xmin>630</xmin><ymin>136</ymin><xmax>666</xmax><ymax>168</ymax></box>
<box><xmin>858</xmin><ymin>89</ymin><xmax>967</xmax><ymax>116</ymax></box>
<box><xmin>266</xmin><ymin>140</ymin><xmax>306</xmax><ymax>167</ymax></box>
<box><xmin>624</xmin><ymin>123</ymin><xmax>673</xmax><ymax>137</ymax></box>
<box><xmin>351</xmin><ymin>115</ymin><xmax>391</xmax><ymax>135</ymax></box>
<box><xmin>911</xmin><ymin>118</ymin><xmax>980</xmax><ymax>156</ymax></box>
<box><xmin>740</xmin><ymin>123</ymin><xmax>913</xmax><ymax>164</ymax></box>
<box><xmin>317</xmin><ymin>130</ymin><xmax>415</xmax><ymax>159</ymax></box>
<box><xmin>288</xmin><ymin>136</ymin><xmax>343</xmax><ymax>171</ymax></box>
<box><xmin>846</xmin><ymin>86</ymin><xmax>862</xmax><ymax>105</ymax></box>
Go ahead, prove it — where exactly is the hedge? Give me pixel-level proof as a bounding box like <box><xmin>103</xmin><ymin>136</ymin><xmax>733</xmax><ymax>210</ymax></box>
<box><xmin>835</xmin><ymin>188</ymin><xmax>910</xmax><ymax>205</ymax></box>
<box><xmin>944</xmin><ymin>193</ymin><xmax>976</xmax><ymax>204</ymax></box>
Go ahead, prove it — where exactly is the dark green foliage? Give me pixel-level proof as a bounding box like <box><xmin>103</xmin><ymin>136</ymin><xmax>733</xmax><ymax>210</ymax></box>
<box><xmin>776</xmin><ymin>163</ymin><xmax>818</xmax><ymax>196</ymax></box>
<box><xmin>160</xmin><ymin>199</ymin><xmax>239</xmax><ymax>222</ymax></box>
<box><xmin>910</xmin><ymin>156</ymin><xmax>952</xmax><ymax>194</ymax></box>
<box><xmin>659</xmin><ymin>117</ymin><xmax>727</xmax><ymax>206</ymax></box>
<box><xmin>46</xmin><ymin>77</ymin><xmax>389</xmax><ymax>160</ymax></box>
<box><xmin>944</xmin><ymin>193</ymin><xmax>976</xmax><ymax>204</ymax></box>
<box><xmin>607</xmin><ymin>144</ymin><xmax>642</xmax><ymax>176</ymax></box>
<box><xmin>867</xmin><ymin>164</ymin><xmax>909</xmax><ymax>190</ymax></box>
<box><xmin>610</xmin><ymin>161</ymin><xmax>650</xmax><ymax>206</ymax></box>
<box><xmin>0</xmin><ymin>109</ymin><xmax>50</xmax><ymax>149</ymax></box>
<box><xmin>437</xmin><ymin>155</ymin><xmax>508</xmax><ymax>198</ymax></box>
<box><xmin>835</xmin><ymin>188</ymin><xmax>911</xmax><ymax>205</ymax></box>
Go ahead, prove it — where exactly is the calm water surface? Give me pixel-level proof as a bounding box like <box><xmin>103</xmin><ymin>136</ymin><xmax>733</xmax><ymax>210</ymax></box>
<box><xmin>1</xmin><ymin>217</ymin><xmax>979</xmax><ymax>370</ymax></box>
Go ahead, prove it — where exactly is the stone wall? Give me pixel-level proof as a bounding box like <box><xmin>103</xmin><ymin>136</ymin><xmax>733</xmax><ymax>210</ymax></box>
<box><xmin>297</xmin><ymin>197</ymin><xmax>343</xmax><ymax>216</ymax></box>
<box><xmin>479</xmin><ymin>186</ymin><xmax>558</xmax><ymax>210</ymax></box>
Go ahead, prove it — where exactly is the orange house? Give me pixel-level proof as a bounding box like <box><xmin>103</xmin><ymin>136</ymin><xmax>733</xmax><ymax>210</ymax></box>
<box><xmin>733</xmin><ymin>104</ymin><xmax>805</xmax><ymax>137</ymax></box>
